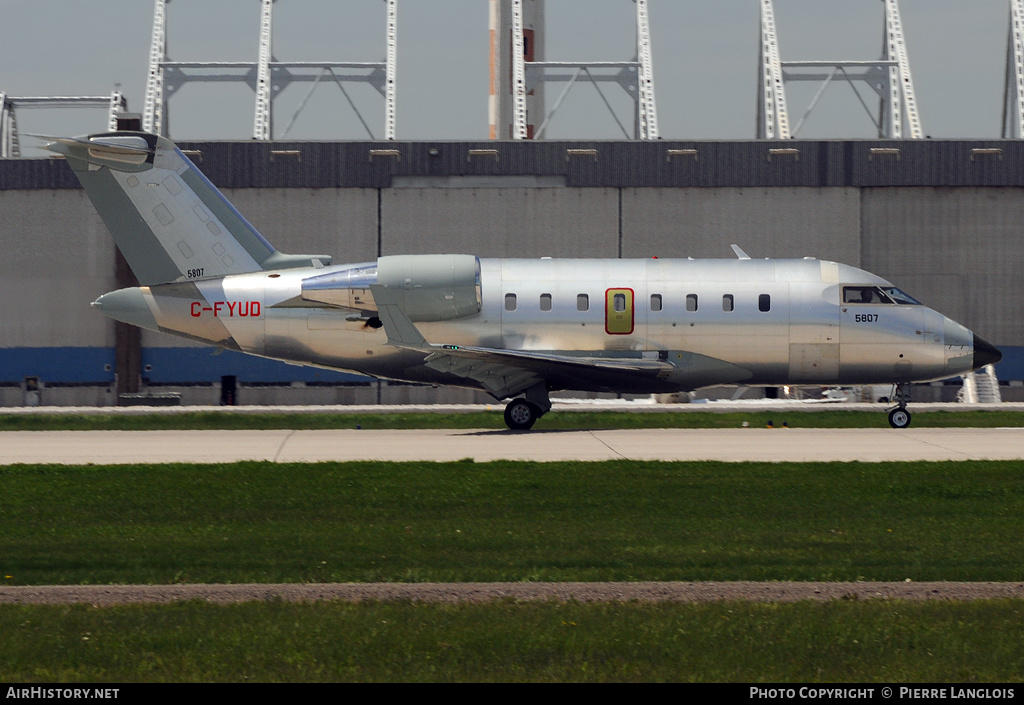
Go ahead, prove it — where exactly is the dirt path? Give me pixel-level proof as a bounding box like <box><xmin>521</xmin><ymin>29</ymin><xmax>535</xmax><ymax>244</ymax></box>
<box><xmin>3</xmin><ymin>582</ymin><xmax>1024</xmax><ymax>606</ymax></box>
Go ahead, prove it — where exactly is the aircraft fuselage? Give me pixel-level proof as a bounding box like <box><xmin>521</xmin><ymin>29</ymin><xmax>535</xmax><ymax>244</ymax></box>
<box><xmin>96</xmin><ymin>256</ymin><xmax>980</xmax><ymax>395</ymax></box>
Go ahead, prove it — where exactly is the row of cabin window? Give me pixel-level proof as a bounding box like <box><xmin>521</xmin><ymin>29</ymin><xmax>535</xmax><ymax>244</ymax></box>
<box><xmin>504</xmin><ymin>293</ymin><xmax>772</xmax><ymax>313</ymax></box>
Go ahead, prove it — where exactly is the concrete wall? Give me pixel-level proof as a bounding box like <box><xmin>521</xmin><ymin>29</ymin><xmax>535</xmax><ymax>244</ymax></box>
<box><xmin>381</xmin><ymin>187</ymin><xmax>620</xmax><ymax>258</ymax></box>
<box><xmin>861</xmin><ymin>188</ymin><xmax>1024</xmax><ymax>347</ymax></box>
<box><xmin>229</xmin><ymin>188</ymin><xmax>380</xmax><ymax>263</ymax></box>
<box><xmin>0</xmin><ymin>189</ymin><xmax>116</xmax><ymax>348</ymax></box>
<box><xmin>621</xmin><ymin>187</ymin><xmax>862</xmax><ymax>263</ymax></box>
<box><xmin>0</xmin><ymin>380</ymin><xmax>495</xmax><ymax>407</ymax></box>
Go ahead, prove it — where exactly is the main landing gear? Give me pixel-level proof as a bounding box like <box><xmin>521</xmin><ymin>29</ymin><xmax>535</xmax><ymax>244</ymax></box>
<box><xmin>504</xmin><ymin>398</ymin><xmax>542</xmax><ymax>430</ymax></box>
<box><xmin>887</xmin><ymin>383</ymin><xmax>912</xmax><ymax>429</ymax></box>
<box><xmin>503</xmin><ymin>382</ymin><xmax>552</xmax><ymax>431</ymax></box>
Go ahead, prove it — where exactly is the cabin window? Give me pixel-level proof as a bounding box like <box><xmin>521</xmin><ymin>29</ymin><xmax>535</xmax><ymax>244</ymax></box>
<box><xmin>540</xmin><ymin>293</ymin><xmax>552</xmax><ymax>311</ymax></box>
<box><xmin>650</xmin><ymin>294</ymin><xmax>662</xmax><ymax>312</ymax></box>
<box><xmin>759</xmin><ymin>294</ymin><xmax>771</xmax><ymax>312</ymax></box>
<box><xmin>722</xmin><ymin>294</ymin><xmax>734</xmax><ymax>312</ymax></box>
<box><xmin>686</xmin><ymin>294</ymin><xmax>698</xmax><ymax>312</ymax></box>
<box><xmin>613</xmin><ymin>293</ymin><xmax>627</xmax><ymax>312</ymax></box>
<box><xmin>504</xmin><ymin>293</ymin><xmax>517</xmax><ymax>311</ymax></box>
<box><xmin>577</xmin><ymin>294</ymin><xmax>589</xmax><ymax>312</ymax></box>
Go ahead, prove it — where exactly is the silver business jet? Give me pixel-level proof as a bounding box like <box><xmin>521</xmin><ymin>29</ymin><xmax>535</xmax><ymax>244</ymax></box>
<box><xmin>46</xmin><ymin>133</ymin><xmax>1001</xmax><ymax>430</ymax></box>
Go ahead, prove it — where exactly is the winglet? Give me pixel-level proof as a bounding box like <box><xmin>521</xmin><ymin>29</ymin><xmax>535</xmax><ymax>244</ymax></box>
<box><xmin>730</xmin><ymin>245</ymin><xmax>751</xmax><ymax>260</ymax></box>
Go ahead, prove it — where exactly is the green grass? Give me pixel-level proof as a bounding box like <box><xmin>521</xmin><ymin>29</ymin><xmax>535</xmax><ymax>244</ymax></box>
<box><xmin>3</xmin><ymin>459</ymin><xmax>1023</xmax><ymax>585</ymax></box>
<box><xmin>2</xmin><ymin>600</ymin><xmax>1023</xmax><ymax>682</ymax></box>
<box><xmin>5</xmin><ymin>457</ymin><xmax>1024</xmax><ymax>683</ymax></box>
<box><xmin>1</xmin><ymin>408</ymin><xmax>1023</xmax><ymax>431</ymax></box>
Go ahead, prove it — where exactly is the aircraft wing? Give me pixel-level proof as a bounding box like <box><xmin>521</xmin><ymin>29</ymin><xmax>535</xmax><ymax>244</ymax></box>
<box><xmin>421</xmin><ymin>344</ymin><xmax>679</xmax><ymax>399</ymax></box>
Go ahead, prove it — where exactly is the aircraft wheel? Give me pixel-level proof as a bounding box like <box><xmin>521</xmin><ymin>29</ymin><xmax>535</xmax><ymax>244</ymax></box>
<box><xmin>504</xmin><ymin>399</ymin><xmax>540</xmax><ymax>431</ymax></box>
<box><xmin>888</xmin><ymin>408</ymin><xmax>912</xmax><ymax>429</ymax></box>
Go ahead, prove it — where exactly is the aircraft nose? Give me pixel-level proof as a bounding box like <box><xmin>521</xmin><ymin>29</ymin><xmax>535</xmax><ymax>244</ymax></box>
<box><xmin>973</xmin><ymin>334</ymin><xmax>1002</xmax><ymax>370</ymax></box>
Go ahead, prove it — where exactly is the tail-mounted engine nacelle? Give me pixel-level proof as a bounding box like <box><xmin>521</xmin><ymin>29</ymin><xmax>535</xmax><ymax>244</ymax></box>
<box><xmin>301</xmin><ymin>254</ymin><xmax>482</xmax><ymax>322</ymax></box>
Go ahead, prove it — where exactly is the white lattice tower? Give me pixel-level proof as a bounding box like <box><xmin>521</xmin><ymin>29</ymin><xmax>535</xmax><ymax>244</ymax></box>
<box><xmin>1004</xmin><ymin>0</ymin><xmax>1024</xmax><ymax>138</ymax></box>
<box><xmin>757</xmin><ymin>0</ymin><xmax>790</xmax><ymax>139</ymax></box>
<box><xmin>142</xmin><ymin>0</ymin><xmax>167</xmax><ymax>135</ymax></box>
<box><xmin>504</xmin><ymin>0</ymin><xmax>658</xmax><ymax>140</ymax></box>
<box><xmin>759</xmin><ymin>0</ymin><xmax>923</xmax><ymax>140</ymax></box>
<box><xmin>384</xmin><ymin>0</ymin><xmax>397</xmax><ymax>141</ymax></box>
<box><xmin>979</xmin><ymin>365</ymin><xmax>1003</xmax><ymax>403</ymax></box>
<box><xmin>882</xmin><ymin>0</ymin><xmax>922</xmax><ymax>139</ymax></box>
<box><xmin>510</xmin><ymin>0</ymin><xmax>530</xmax><ymax>140</ymax></box>
<box><xmin>253</xmin><ymin>0</ymin><xmax>274</xmax><ymax>141</ymax></box>
<box><xmin>108</xmin><ymin>92</ymin><xmax>126</xmax><ymax>131</ymax></box>
<box><xmin>1</xmin><ymin>93</ymin><xmax>127</xmax><ymax>158</ymax></box>
<box><xmin>0</xmin><ymin>93</ymin><xmax>17</xmax><ymax>158</ymax></box>
<box><xmin>143</xmin><ymin>0</ymin><xmax>397</xmax><ymax>141</ymax></box>
<box><xmin>636</xmin><ymin>0</ymin><xmax>658</xmax><ymax>140</ymax></box>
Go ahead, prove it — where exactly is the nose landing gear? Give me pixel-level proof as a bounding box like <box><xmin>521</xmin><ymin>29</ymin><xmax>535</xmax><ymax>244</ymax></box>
<box><xmin>887</xmin><ymin>383</ymin><xmax>912</xmax><ymax>429</ymax></box>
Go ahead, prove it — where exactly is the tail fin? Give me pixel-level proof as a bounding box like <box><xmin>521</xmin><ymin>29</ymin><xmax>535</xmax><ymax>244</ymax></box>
<box><xmin>45</xmin><ymin>132</ymin><xmax>330</xmax><ymax>285</ymax></box>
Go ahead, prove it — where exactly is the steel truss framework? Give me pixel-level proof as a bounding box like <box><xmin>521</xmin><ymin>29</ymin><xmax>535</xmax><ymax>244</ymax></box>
<box><xmin>143</xmin><ymin>0</ymin><xmax>397</xmax><ymax>141</ymax></box>
<box><xmin>510</xmin><ymin>0</ymin><xmax>658</xmax><ymax>140</ymax></box>
<box><xmin>0</xmin><ymin>92</ymin><xmax>126</xmax><ymax>159</ymax></box>
<box><xmin>1004</xmin><ymin>0</ymin><xmax>1024</xmax><ymax>137</ymax></box>
<box><xmin>758</xmin><ymin>0</ymin><xmax>923</xmax><ymax>140</ymax></box>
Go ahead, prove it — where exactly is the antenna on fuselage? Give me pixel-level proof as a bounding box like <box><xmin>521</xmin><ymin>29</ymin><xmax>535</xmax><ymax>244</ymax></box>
<box><xmin>730</xmin><ymin>245</ymin><xmax>752</xmax><ymax>260</ymax></box>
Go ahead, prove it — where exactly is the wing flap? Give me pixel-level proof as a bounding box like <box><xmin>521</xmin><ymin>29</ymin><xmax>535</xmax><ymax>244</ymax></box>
<box><xmin>423</xmin><ymin>349</ymin><xmax>543</xmax><ymax>399</ymax></box>
<box><xmin>423</xmin><ymin>345</ymin><xmax>675</xmax><ymax>398</ymax></box>
<box><xmin>419</xmin><ymin>345</ymin><xmax>753</xmax><ymax>398</ymax></box>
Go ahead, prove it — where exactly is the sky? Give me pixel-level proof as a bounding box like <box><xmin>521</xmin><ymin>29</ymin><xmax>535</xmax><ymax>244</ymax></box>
<box><xmin>0</xmin><ymin>0</ymin><xmax>1014</xmax><ymax>156</ymax></box>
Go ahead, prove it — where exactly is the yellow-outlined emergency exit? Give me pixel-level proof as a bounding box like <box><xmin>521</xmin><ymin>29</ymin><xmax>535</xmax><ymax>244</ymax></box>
<box><xmin>605</xmin><ymin>288</ymin><xmax>634</xmax><ymax>335</ymax></box>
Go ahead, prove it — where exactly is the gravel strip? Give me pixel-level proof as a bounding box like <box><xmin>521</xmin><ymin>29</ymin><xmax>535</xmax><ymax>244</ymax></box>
<box><xmin>3</xmin><ymin>582</ymin><xmax>1024</xmax><ymax>606</ymax></box>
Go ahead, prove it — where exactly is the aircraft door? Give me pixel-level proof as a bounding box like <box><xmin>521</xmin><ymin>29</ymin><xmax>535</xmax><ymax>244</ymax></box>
<box><xmin>788</xmin><ymin>282</ymin><xmax>840</xmax><ymax>383</ymax></box>
<box><xmin>605</xmin><ymin>288</ymin><xmax>634</xmax><ymax>335</ymax></box>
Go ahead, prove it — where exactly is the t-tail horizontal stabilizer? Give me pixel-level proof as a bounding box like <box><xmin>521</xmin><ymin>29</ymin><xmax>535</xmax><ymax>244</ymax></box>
<box><xmin>44</xmin><ymin>132</ymin><xmax>330</xmax><ymax>285</ymax></box>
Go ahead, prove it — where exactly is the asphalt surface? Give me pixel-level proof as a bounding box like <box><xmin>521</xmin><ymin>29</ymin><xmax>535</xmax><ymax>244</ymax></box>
<box><xmin>1</xmin><ymin>426</ymin><xmax>1023</xmax><ymax>464</ymax></box>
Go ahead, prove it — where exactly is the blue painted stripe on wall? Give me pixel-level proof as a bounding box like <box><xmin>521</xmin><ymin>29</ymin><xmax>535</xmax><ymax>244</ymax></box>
<box><xmin>140</xmin><ymin>348</ymin><xmax>366</xmax><ymax>384</ymax></box>
<box><xmin>993</xmin><ymin>346</ymin><xmax>1024</xmax><ymax>382</ymax></box>
<box><xmin>1</xmin><ymin>347</ymin><xmax>367</xmax><ymax>384</ymax></box>
<box><xmin>0</xmin><ymin>348</ymin><xmax>115</xmax><ymax>384</ymax></box>
<box><xmin>3</xmin><ymin>346</ymin><xmax>1022</xmax><ymax>386</ymax></box>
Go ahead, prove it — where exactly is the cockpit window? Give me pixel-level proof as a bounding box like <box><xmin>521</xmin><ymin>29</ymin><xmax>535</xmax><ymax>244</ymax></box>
<box><xmin>842</xmin><ymin>286</ymin><xmax>921</xmax><ymax>305</ymax></box>
<box><xmin>843</xmin><ymin>286</ymin><xmax>892</xmax><ymax>305</ymax></box>
<box><xmin>880</xmin><ymin>287</ymin><xmax>921</xmax><ymax>305</ymax></box>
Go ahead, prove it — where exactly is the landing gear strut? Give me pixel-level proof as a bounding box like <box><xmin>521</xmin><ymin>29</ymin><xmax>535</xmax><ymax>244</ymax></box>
<box><xmin>503</xmin><ymin>382</ymin><xmax>552</xmax><ymax>431</ymax></box>
<box><xmin>887</xmin><ymin>383</ymin><xmax>912</xmax><ymax>429</ymax></box>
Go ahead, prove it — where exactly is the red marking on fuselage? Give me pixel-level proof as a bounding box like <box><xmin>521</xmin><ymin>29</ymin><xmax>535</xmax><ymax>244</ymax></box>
<box><xmin>191</xmin><ymin>301</ymin><xmax>261</xmax><ymax>318</ymax></box>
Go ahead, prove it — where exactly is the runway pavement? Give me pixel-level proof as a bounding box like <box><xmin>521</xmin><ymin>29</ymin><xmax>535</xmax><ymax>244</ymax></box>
<box><xmin>2</xmin><ymin>427</ymin><xmax>1023</xmax><ymax>464</ymax></box>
